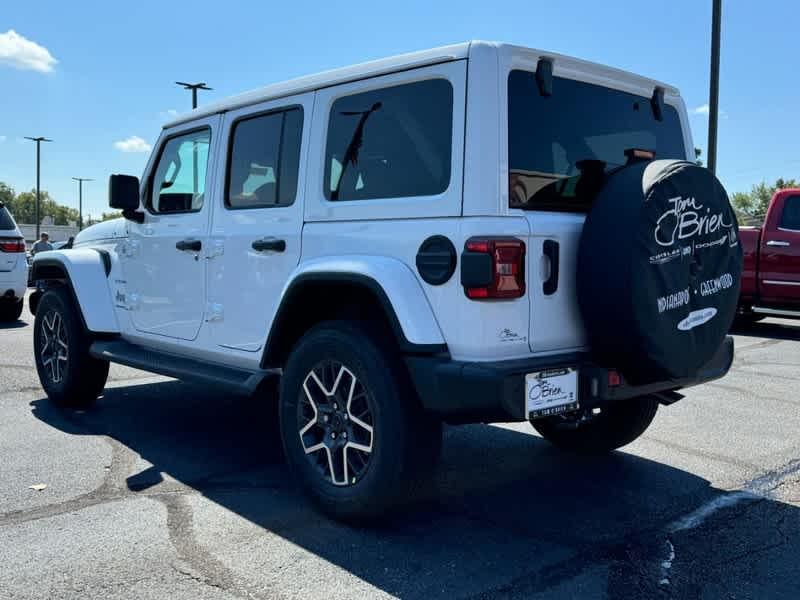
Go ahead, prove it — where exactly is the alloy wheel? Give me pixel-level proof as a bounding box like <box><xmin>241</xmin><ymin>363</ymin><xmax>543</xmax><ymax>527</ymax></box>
<box><xmin>40</xmin><ymin>310</ymin><xmax>68</xmax><ymax>384</ymax></box>
<box><xmin>297</xmin><ymin>360</ymin><xmax>374</xmax><ymax>486</ymax></box>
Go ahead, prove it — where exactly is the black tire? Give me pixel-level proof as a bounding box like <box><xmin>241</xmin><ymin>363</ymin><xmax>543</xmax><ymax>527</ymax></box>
<box><xmin>0</xmin><ymin>298</ymin><xmax>23</xmax><ymax>322</ymax></box>
<box><xmin>279</xmin><ymin>320</ymin><xmax>439</xmax><ymax>521</ymax></box>
<box><xmin>531</xmin><ymin>396</ymin><xmax>659</xmax><ymax>455</ymax></box>
<box><xmin>33</xmin><ymin>287</ymin><xmax>109</xmax><ymax>409</ymax></box>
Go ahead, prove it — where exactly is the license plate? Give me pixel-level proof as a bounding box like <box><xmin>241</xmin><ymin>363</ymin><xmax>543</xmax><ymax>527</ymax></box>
<box><xmin>526</xmin><ymin>367</ymin><xmax>579</xmax><ymax>419</ymax></box>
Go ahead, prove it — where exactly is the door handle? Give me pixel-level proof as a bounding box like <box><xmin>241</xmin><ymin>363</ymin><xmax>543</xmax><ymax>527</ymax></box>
<box><xmin>766</xmin><ymin>240</ymin><xmax>791</xmax><ymax>247</ymax></box>
<box><xmin>176</xmin><ymin>239</ymin><xmax>202</xmax><ymax>252</ymax></box>
<box><xmin>252</xmin><ymin>238</ymin><xmax>286</xmax><ymax>253</ymax></box>
<box><xmin>542</xmin><ymin>239</ymin><xmax>560</xmax><ymax>296</ymax></box>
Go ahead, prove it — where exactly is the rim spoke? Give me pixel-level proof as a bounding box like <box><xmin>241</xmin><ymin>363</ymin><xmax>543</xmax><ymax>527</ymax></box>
<box><xmin>297</xmin><ymin>360</ymin><xmax>374</xmax><ymax>487</ymax></box>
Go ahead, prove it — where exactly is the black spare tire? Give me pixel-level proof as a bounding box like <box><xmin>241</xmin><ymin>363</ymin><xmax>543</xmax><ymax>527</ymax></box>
<box><xmin>577</xmin><ymin>160</ymin><xmax>742</xmax><ymax>382</ymax></box>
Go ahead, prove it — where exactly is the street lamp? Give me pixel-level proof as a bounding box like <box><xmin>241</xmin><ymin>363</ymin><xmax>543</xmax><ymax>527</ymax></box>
<box><xmin>23</xmin><ymin>136</ymin><xmax>53</xmax><ymax>240</ymax></box>
<box><xmin>707</xmin><ymin>0</ymin><xmax>722</xmax><ymax>174</ymax></box>
<box><xmin>175</xmin><ymin>81</ymin><xmax>212</xmax><ymax>109</ymax></box>
<box><xmin>71</xmin><ymin>177</ymin><xmax>93</xmax><ymax>231</ymax></box>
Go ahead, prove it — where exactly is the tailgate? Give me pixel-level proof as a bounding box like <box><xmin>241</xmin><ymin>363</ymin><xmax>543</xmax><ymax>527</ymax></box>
<box><xmin>524</xmin><ymin>211</ymin><xmax>587</xmax><ymax>353</ymax></box>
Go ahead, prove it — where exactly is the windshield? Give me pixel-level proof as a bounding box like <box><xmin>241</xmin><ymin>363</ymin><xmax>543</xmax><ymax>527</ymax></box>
<box><xmin>508</xmin><ymin>69</ymin><xmax>687</xmax><ymax>212</ymax></box>
<box><xmin>0</xmin><ymin>206</ymin><xmax>16</xmax><ymax>230</ymax></box>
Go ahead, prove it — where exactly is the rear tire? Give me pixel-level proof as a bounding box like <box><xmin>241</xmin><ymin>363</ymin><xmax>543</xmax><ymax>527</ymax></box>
<box><xmin>279</xmin><ymin>320</ymin><xmax>439</xmax><ymax>521</ymax></box>
<box><xmin>33</xmin><ymin>287</ymin><xmax>109</xmax><ymax>409</ymax></box>
<box><xmin>531</xmin><ymin>396</ymin><xmax>659</xmax><ymax>455</ymax></box>
<box><xmin>0</xmin><ymin>298</ymin><xmax>23</xmax><ymax>322</ymax></box>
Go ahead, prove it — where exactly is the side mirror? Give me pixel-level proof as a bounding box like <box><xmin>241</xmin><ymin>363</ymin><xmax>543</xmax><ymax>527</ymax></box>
<box><xmin>109</xmin><ymin>174</ymin><xmax>145</xmax><ymax>223</ymax></box>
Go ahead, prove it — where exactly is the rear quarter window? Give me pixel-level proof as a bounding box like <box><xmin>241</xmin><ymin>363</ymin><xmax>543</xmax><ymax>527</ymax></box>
<box><xmin>324</xmin><ymin>78</ymin><xmax>453</xmax><ymax>202</ymax></box>
<box><xmin>0</xmin><ymin>206</ymin><xmax>16</xmax><ymax>230</ymax></box>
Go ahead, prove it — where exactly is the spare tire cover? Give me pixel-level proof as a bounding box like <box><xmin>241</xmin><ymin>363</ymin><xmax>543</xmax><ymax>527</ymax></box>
<box><xmin>577</xmin><ymin>160</ymin><xmax>742</xmax><ymax>382</ymax></box>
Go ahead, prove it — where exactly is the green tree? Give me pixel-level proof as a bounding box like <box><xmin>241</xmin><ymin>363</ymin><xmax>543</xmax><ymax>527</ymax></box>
<box><xmin>731</xmin><ymin>178</ymin><xmax>799</xmax><ymax>224</ymax></box>
<box><xmin>0</xmin><ymin>182</ymin><xmax>14</xmax><ymax>206</ymax></box>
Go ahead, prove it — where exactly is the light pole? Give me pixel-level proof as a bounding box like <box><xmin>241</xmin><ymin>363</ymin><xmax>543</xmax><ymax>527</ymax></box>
<box><xmin>24</xmin><ymin>136</ymin><xmax>53</xmax><ymax>240</ymax></box>
<box><xmin>707</xmin><ymin>0</ymin><xmax>722</xmax><ymax>175</ymax></box>
<box><xmin>71</xmin><ymin>177</ymin><xmax>93</xmax><ymax>231</ymax></box>
<box><xmin>175</xmin><ymin>81</ymin><xmax>212</xmax><ymax>109</ymax></box>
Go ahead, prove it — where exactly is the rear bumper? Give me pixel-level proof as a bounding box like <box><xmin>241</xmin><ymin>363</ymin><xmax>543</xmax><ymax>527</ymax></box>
<box><xmin>0</xmin><ymin>268</ymin><xmax>27</xmax><ymax>300</ymax></box>
<box><xmin>406</xmin><ymin>336</ymin><xmax>734</xmax><ymax>423</ymax></box>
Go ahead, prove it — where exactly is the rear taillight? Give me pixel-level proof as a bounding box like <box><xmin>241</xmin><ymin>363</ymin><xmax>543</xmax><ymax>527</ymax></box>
<box><xmin>463</xmin><ymin>237</ymin><xmax>526</xmax><ymax>299</ymax></box>
<box><xmin>0</xmin><ymin>239</ymin><xmax>25</xmax><ymax>253</ymax></box>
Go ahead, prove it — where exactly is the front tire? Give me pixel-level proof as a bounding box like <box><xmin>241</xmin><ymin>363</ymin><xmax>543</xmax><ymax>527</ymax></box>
<box><xmin>33</xmin><ymin>287</ymin><xmax>109</xmax><ymax>409</ymax></box>
<box><xmin>279</xmin><ymin>320</ymin><xmax>438</xmax><ymax>521</ymax></box>
<box><xmin>0</xmin><ymin>298</ymin><xmax>23</xmax><ymax>322</ymax></box>
<box><xmin>531</xmin><ymin>396</ymin><xmax>659</xmax><ymax>455</ymax></box>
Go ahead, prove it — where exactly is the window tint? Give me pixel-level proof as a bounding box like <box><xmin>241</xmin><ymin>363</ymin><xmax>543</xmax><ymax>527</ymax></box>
<box><xmin>780</xmin><ymin>195</ymin><xmax>800</xmax><ymax>230</ymax></box>
<box><xmin>0</xmin><ymin>206</ymin><xmax>16</xmax><ymax>230</ymax></box>
<box><xmin>508</xmin><ymin>70</ymin><xmax>687</xmax><ymax>212</ymax></box>
<box><xmin>149</xmin><ymin>129</ymin><xmax>211</xmax><ymax>214</ymax></box>
<box><xmin>324</xmin><ymin>78</ymin><xmax>453</xmax><ymax>201</ymax></box>
<box><xmin>227</xmin><ymin>108</ymin><xmax>303</xmax><ymax>209</ymax></box>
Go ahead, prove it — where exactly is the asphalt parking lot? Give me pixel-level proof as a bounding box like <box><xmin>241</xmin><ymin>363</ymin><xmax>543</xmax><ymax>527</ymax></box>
<box><xmin>2</xmin><ymin>295</ymin><xmax>800</xmax><ymax>599</ymax></box>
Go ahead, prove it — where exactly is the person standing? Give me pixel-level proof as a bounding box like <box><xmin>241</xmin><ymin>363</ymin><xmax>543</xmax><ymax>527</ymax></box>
<box><xmin>31</xmin><ymin>232</ymin><xmax>53</xmax><ymax>256</ymax></box>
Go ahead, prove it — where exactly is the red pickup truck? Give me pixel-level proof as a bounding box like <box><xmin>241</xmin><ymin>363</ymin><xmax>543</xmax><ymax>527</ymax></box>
<box><xmin>738</xmin><ymin>188</ymin><xmax>800</xmax><ymax>322</ymax></box>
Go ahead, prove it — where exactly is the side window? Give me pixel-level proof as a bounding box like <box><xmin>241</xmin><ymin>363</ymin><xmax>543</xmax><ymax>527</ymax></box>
<box><xmin>149</xmin><ymin>129</ymin><xmax>211</xmax><ymax>214</ymax></box>
<box><xmin>324</xmin><ymin>78</ymin><xmax>453</xmax><ymax>202</ymax></box>
<box><xmin>779</xmin><ymin>195</ymin><xmax>800</xmax><ymax>231</ymax></box>
<box><xmin>226</xmin><ymin>108</ymin><xmax>303</xmax><ymax>209</ymax></box>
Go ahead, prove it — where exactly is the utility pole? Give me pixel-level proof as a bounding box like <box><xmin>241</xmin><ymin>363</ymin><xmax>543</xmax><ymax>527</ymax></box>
<box><xmin>24</xmin><ymin>136</ymin><xmax>53</xmax><ymax>240</ymax></box>
<box><xmin>71</xmin><ymin>177</ymin><xmax>93</xmax><ymax>231</ymax></box>
<box><xmin>175</xmin><ymin>81</ymin><xmax>212</xmax><ymax>109</ymax></box>
<box><xmin>707</xmin><ymin>0</ymin><xmax>722</xmax><ymax>174</ymax></box>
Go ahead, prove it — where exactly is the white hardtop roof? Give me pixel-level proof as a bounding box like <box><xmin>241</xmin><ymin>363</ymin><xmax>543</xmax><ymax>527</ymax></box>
<box><xmin>165</xmin><ymin>41</ymin><xmax>678</xmax><ymax>128</ymax></box>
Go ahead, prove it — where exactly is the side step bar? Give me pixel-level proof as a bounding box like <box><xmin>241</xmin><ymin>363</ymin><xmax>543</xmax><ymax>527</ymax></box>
<box><xmin>90</xmin><ymin>339</ymin><xmax>274</xmax><ymax>394</ymax></box>
<box><xmin>752</xmin><ymin>306</ymin><xmax>800</xmax><ymax>319</ymax></box>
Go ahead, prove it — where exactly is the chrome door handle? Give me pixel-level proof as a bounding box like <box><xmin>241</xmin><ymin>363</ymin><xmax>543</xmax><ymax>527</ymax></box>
<box><xmin>766</xmin><ymin>240</ymin><xmax>791</xmax><ymax>247</ymax></box>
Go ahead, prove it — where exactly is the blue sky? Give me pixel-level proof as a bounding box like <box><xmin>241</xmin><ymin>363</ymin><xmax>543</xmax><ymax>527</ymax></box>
<box><xmin>1</xmin><ymin>0</ymin><xmax>798</xmax><ymax>218</ymax></box>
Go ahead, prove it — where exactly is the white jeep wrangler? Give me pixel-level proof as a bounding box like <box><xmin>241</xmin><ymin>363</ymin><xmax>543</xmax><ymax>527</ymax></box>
<box><xmin>31</xmin><ymin>42</ymin><xmax>741</xmax><ymax>520</ymax></box>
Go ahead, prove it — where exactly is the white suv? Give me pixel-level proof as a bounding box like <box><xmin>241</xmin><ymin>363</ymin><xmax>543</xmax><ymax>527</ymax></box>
<box><xmin>30</xmin><ymin>42</ymin><xmax>742</xmax><ymax>520</ymax></box>
<box><xmin>0</xmin><ymin>201</ymin><xmax>28</xmax><ymax>322</ymax></box>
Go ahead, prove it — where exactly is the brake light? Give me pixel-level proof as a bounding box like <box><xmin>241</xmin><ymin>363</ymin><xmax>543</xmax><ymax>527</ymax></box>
<box><xmin>0</xmin><ymin>239</ymin><xmax>25</xmax><ymax>253</ymax></box>
<box><xmin>464</xmin><ymin>237</ymin><xmax>526</xmax><ymax>299</ymax></box>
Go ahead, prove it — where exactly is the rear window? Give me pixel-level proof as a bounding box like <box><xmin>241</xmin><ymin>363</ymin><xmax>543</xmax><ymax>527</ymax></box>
<box><xmin>508</xmin><ymin>70</ymin><xmax>687</xmax><ymax>212</ymax></box>
<box><xmin>779</xmin><ymin>195</ymin><xmax>800</xmax><ymax>231</ymax></box>
<box><xmin>324</xmin><ymin>78</ymin><xmax>453</xmax><ymax>202</ymax></box>
<box><xmin>0</xmin><ymin>206</ymin><xmax>16</xmax><ymax>230</ymax></box>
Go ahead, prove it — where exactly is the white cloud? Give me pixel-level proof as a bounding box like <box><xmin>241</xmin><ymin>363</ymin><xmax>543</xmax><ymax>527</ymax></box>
<box><xmin>692</xmin><ymin>103</ymin><xmax>727</xmax><ymax>119</ymax></box>
<box><xmin>114</xmin><ymin>136</ymin><xmax>152</xmax><ymax>153</ymax></box>
<box><xmin>159</xmin><ymin>109</ymin><xmax>179</xmax><ymax>120</ymax></box>
<box><xmin>0</xmin><ymin>30</ymin><xmax>58</xmax><ymax>73</ymax></box>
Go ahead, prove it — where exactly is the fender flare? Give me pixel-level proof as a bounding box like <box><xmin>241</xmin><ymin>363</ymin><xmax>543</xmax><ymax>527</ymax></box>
<box><xmin>262</xmin><ymin>256</ymin><xmax>447</xmax><ymax>367</ymax></box>
<box><xmin>31</xmin><ymin>249</ymin><xmax>120</xmax><ymax>333</ymax></box>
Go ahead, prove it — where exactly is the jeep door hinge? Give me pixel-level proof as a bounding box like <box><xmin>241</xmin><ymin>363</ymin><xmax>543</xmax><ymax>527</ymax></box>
<box><xmin>206</xmin><ymin>238</ymin><xmax>224</xmax><ymax>259</ymax></box>
<box><xmin>205</xmin><ymin>302</ymin><xmax>224</xmax><ymax>322</ymax></box>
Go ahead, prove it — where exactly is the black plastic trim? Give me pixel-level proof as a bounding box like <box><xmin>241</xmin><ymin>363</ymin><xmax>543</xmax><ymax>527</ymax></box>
<box><xmin>261</xmin><ymin>272</ymin><xmax>448</xmax><ymax>368</ymax></box>
<box><xmin>94</xmin><ymin>249</ymin><xmax>112</xmax><ymax>276</ymax></box>
<box><xmin>405</xmin><ymin>336</ymin><xmax>734</xmax><ymax>423</ymax></box>
<box><xmin>542</xmin><ymin>239</ymin><xmax>559</xmax><ymax>295</ymax></box>
<box><xmin>416</xmin><ymin>235</ymin><xmax>457</xmax><ymax>285</ymax></box>
<box><xmin>91</xmin><ymin>339</ymin><xmax>270</xmax><ymax>394</ymax></box>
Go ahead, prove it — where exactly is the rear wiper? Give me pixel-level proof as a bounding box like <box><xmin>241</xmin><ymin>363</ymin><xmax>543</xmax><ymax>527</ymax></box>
<box><xmin>330</xmin><ymin>102</ymin><xmax>382</xmax><ymax>201</ymax></box>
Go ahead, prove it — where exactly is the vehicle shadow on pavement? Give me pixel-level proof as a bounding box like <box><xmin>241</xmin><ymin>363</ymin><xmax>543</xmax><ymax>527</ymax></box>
<box><xmin>0</xmin><ymin>319</ymin><xmax>28</xmax><ymax>330</ymax></box>
<box><xmin>30</xmin><ymin>380</ymin><xmax>800</xmax><ymax>598</ymax></box>
<box><xmin>731</xmin><ymin>319</ymin><xmax>800</xmax><ymax>341</ymax></box>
